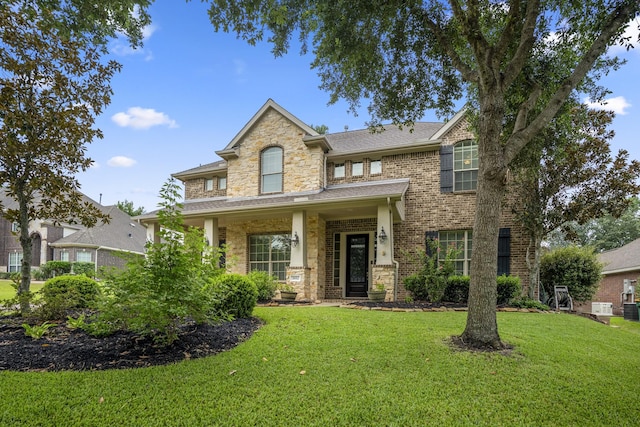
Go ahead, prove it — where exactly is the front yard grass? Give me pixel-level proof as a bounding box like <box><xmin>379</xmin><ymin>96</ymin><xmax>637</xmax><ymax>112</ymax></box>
<box><xmin>1</xmin><ymin>307</ymin><xmax>639</xmax><ymax>426</ymax></box>
<box><xmin>0</xmin><ymin>280</ymin><xmax>43</xmax><ymax>300</ymax></box>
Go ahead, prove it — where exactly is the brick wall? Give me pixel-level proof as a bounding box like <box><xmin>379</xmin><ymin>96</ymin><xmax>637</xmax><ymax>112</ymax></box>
<box><xmin>574</xmin><ymin>271</ymin><xmax>640</xmax><ymax>315</ymax></box>
<box><xmin>184</xmin><ymin>177</ymin><xmax>227</xmax><ymax>200</ymax></box>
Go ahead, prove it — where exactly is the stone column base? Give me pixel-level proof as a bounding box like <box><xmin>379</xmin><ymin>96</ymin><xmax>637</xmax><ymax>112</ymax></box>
<box><xmin>371</xmin><ymin>264</ymin><xmax>397</xmax><ymax>302</ymax></box>
<box><xmin>286</xmin><ymin>266</ymin><xmax>312</xmax><ymax>301</ymax></box>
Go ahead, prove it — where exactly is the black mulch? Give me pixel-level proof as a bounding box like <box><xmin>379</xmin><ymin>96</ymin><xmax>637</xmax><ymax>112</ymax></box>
<box><xmin>0</xmin><ymin>316</ymin><xmax>262</xmax><ymax>372</ymax></box>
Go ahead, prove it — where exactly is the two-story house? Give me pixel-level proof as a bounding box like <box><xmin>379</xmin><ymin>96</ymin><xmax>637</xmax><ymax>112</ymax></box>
<box><xmin>138</xmin><ymin>99</ymin><xmax>527</xmax><ymax>301</ymax></box>
<box><xmin>0</xmin><ymin>191</ymin><xmax>147</xmax><ymax>274</ymax></box>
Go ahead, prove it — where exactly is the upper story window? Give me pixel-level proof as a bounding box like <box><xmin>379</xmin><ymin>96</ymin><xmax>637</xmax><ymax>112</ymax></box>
<box><xmin>205</xmin><ymin>178</ymin><xmax>214</xmax><ymax>191</ymax></box>
<box><xmin>370</xmin><ymin>160</ymin><xmax>382</xmax><ymax>175</ymax></box>
<box><xmin>261</xmin><ymin>147</ymin><xmax>283</xmax><ymax>193</ymax></box>
<box><xmin>334</xmin><ymin>163</ymin><xmax>345</xmax><ymax>179</ymax></box>
<box><xmin>218</xmin><ymin>176</ymin><xmax>227</xmax><ymax>190</ymax></box>
<box><xmin>454</xmin><ymin>140</ymin><xmax>478</xmax><ymax>191</ymax></box>
<box><xmin>11</xmin><ymin>222</ymin><xmax>19</xmax><ymax>232</ymax></box>
<box><xmin>352</xmin><ymin>161</ymin><xmax>363</xmax><ymax>177</ymax></box>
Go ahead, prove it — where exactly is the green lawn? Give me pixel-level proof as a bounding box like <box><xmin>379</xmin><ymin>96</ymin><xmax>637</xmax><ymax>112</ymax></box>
<box><xmin>1</xmin><ymin>307</ymin><xmax>639</xmax><ymax>426</ymax></box>
<box><xmin>0</xmin><ymin>280</ymin><xmax>43</xmax><ymax>300</ymax></box>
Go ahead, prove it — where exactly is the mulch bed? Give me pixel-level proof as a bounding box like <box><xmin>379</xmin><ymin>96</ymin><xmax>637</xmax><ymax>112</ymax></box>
<box><xmin>0</xmin><ymin>315</ymin><xmax>262</xmax><ymax>372</ymax></box>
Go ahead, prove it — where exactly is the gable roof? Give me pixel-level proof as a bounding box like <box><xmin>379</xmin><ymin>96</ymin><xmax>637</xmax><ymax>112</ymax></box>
<box><xmin>50</xmin><ymin>205</ymin><xmax>146</xmax><ymax>254</ymax></box>
<box><xmin>172</xmin><ymin>160</ymin><xmax>227</xmax><ymax>181</ymax></box>
<box><xmin>216</xmin><ymin>99</ymin><xmax>319</xmax><ymax>159</ymax></box>
<box><xmin>598</xmin><ymin>238</ymin><xmax>640</xmax><ymax>274</ymax></box>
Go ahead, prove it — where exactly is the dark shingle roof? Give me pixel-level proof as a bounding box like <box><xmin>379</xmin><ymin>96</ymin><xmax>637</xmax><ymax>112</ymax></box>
<box><xmin>139</xmin><ymin>179</ymin><xmax>409</xmax><ymax>218</ymax></box>
<box><xmin>598</xmin><ymin>238</ymin><xmax>640</xmax><ymax>273</ymax></box>
<box><xmin>172</xmin><ymin>160</ymin><xmax>227</xmax><ymax>178</ymax></box>
<box><xmin>50</xmin><ymin>206</ymin><xmax>146</xmax><ymax>253</ymax></box>
<box><xmin>325</xmin><ymin>122</ymin><xmax>444</xmax><ymax>156</ymax></box>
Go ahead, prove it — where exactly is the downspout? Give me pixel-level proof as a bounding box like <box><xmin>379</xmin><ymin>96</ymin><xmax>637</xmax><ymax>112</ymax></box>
<box><xmin>388</xmin><ymin>197</ymin><xmax>400</xmax><ymax>302</ymax></box>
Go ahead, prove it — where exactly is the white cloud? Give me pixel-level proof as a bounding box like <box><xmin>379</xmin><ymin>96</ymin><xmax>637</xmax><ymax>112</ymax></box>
<box><xmin>112</xmin><ymin>107</ymin><xmax>178</xmax><ymax>129</ymax></box>
<box><xmin>110</xmin><ymin>23</ymin><xmax>158</xmax><ymax>58</ymax></box>
<box><xmin>609</xmin><ymin>19</ymin><xmax>640</xmax><ymax>55</ymax></box>
<box><xmin>107</xmin><ymin>156</ymin><xmax>137</xmax><ymax>168</ymax></box>
<box><xmin>584</xmin><ymin>96</ymin><xmax>632</xmax><ymax>115</ymax></box>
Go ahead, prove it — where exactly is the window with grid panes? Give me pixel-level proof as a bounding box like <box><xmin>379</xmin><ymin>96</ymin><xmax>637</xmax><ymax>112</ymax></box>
<box><xmin>333</xmin><ymin>233</ymin><xmax>341</xmax><ymax>286</ymax></box>
<box><xmin>453</xmin><ymin>140</ymin><xmax>478</xmax><ymax>191</ymax></box>
<box><xmin>438</xmin><ymin>230</ymin><xmax>472</xmax><ymax>275</ymax></box>
<box><xmin>249</xmin><ymin>234</ymin><xmax>291</xmax><ymax>281</ymax></box>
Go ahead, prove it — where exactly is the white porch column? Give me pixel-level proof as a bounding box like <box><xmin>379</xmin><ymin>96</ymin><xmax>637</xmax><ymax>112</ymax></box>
<box><xmin>146</xmin><ymin>222</ymin><xmax>161</xmax><ymax>244</ymax></box>
<box><xmin>204</xmin><ymin>217</ymin><xmax>219</xmax><ymax>247</ymax></box>
<box><xmin>290</xmin><ymin>211</ymin><xmax>307</xmax><ymax>267</ymax></box>
<box><xmin>376</xmin><ymin>204</ymin><xmax>393</xmax><ymax>265</ymax></box>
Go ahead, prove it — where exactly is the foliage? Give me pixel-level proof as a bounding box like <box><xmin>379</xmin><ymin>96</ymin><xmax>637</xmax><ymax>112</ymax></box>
<box><xmin>540</xmin><ymin>246</ymin><xmax>603</xmax><ymax>303</ymax></box>
<box><xmin>37</xmin><ymin>275</ymin><xmax>100</xmax><ymax>320</ymax></box>
<box><xmin>65</xmin><ymin>314</ymin><xmax>86</xmax><ymax>330</ymax></box>
<box><xmin>89</xmin><ymin>178</ymin><xmax>225</xmax><ymax>344</ymax></box>
<box><xmin>247</xmin><ymin>270</ymin><xmax>278</xmax><ymax>302</ymax></box>
<box><xmin>21</xmin><ymin>321</ymin><xmax>55</xmax><ymax>339</ymax></box>
<box><xmin>496</xmin><ymin>275</ymin><xmax>522</xmax><ymax>306</ymax></box>
<box><xmin>403</xmin><ymin>239</ymin><xmax>457</xmax><ymax>303</ymax></box>
<box><xmin>72</xmin><ymin>262</ymin><xmax>95</xmax><ymax>278</ymax></box>
<box><xmin>510</xmin><ymin>100</ymin><xmax>640</xmax><ymax>297</ymax></box>
<box><xmin>0</xmin><ymin>2</ymin><xmax>124</xmax><ymax>312</ymax></box>
<box><xmin>443</xmin><ymin>275</ymin><xmax>470</xmax><ymax>304</ymax></box>
<box><xmin>553</xmin><ymin>197</ymin><xmax>640</xmax><ymax>252</ymax></box>
<box><xmin>510</xmin><ymin>296</ymin><xmax>550</xmax><ymax>311</ymax></box>
<box><xmin>310</xmin><ymin>124</ymin><xmax>329</xmax><ymax>134</ymax></box>
<box><xmin>205</xmin><ymin>0</ymin><xmax>640</xmax><ymax>347</ymax></box>
<box><xmin>206</xmin><ymin>273</ymin><xmax>258</xmax><ymax>319</ymax></box>
<box><xmin>116</xmin><ymin>199</ymin><xmax>145</xmax><ymax>216</ymax></box>
<box><xmin>41</xmin><ymin>261</ymin><xmax>72</xmax><ymax>279</ymax></box>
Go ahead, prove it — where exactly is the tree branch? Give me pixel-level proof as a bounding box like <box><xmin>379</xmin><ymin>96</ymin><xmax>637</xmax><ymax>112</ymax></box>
<box><xmin>501</xmin><ymin>0</ymin><xmax>541</xmax><ymax>90</ymax></box>
<box><xmin>504</xmin><ymin>1</ymin><xmax>639</xmax><ymax>164</ymax></box>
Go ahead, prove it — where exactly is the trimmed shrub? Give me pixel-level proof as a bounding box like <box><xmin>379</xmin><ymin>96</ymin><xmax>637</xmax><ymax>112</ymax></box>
<box><xmin>207</xmin><ymin>274</ymin><xmax>258</xmax><ymax>319</ymax></box>
<box><xmin>38</xmin><ymin>275</ymin><xmax>100</xmax><ymax>320</ymax></box>
<box><xmin>72</xmin><ymin>262</ymin><xmax>95</xmax><ymax>278</ymax></box>
<box><xmin>540</xmin><ymin>245</ymin><xmax>602</xmax><ymax>303</ymax></box>
<box><xmin>403</xmin><ymin>274</ymin><xmax>429</xmax><ymax>301</ymax></box>
<box><xmin>40</xmin><ymin>261</ymin><xmax>72</xmax><ymax>279</ymax></box>
<box><xmin>496</xmin><ymin>275</ymin><xmax>521</xmax><ymax>305</ymax></box>
<box><xmin>443</xmin><ymin>275</ymin><xmax>470</xmax><ymax>304</ymax></box>
<box><xmin>247</xmin><ymin>270</ymin><xmax>278</xmax><ymax>302</ymax></box>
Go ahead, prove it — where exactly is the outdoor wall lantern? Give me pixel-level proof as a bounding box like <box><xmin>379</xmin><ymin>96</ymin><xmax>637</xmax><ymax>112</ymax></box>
<box><xmin>291</xmin><ymin>231</ymin><xmax>300</xmax><ymax>247</ymax></box>
<box><xmin>378</xmin><ymin>227</ymin><xmax>387</xmax><ymax>243</ymax></box>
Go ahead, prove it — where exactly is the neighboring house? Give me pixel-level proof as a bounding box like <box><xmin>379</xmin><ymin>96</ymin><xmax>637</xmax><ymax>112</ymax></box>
<box><xmin>138</xmin><ymin>99</ymin><xmax>528</xmax><ymax>301</ymax></box>
<box><xmin>0</xmin><ymin>191</ymin><xmax>147</xmax><ymax>273</ymax></box>
<box><xmin>576</xmin><ymin>238</ymin><xmax>640</xmax><ymax>316</ymax></box>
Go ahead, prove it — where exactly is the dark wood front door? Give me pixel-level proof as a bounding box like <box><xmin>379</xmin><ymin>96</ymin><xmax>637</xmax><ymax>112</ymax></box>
<box><xmin>346</xmin><ymin>234</ymin><xmax>369</xmax><ymax>297</ymax></box>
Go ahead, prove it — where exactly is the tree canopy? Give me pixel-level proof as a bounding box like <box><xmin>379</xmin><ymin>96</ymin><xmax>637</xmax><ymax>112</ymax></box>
<box><xmin>205</xmin><ymin>0</ymin><xmax>640</xmax><ymax>348</ymax></box>
<box><xmin>0</xmin><ymin>0</ymin><xmax>152</xmax><ymax>312</ymax></box>
<box><xmin>117</xmin><ymin>199</ymin><xmax>146</xmax><ymax>216</ymax></box>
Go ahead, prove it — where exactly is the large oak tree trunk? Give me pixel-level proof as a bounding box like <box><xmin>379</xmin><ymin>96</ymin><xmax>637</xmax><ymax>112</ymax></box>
<box><xmin>461</xmin><ymin>100</ymin><xmax>507</xmax><ymax>349</ymax></box>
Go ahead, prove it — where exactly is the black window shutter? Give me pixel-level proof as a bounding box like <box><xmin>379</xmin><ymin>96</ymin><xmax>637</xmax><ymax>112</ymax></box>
<box><xmin>497</xmin><ymin>228</ymin><xmax>510</xmax><ymax>276</ymax></box>
<box><xmin>440</xmin><ymin>146</ymin><xmax>454</xmax><ymax>193</ymax></box>
<box><xmin>425</xmin><ymin>231</ymin><xmax>438</xmax><ymax>257</ymax></box>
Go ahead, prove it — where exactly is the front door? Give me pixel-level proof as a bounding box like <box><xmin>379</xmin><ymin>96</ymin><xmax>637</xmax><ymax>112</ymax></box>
<box><xmin>346</xmin><ymin>234</ymin><xmax>369</xmax><ymax>297</ymax></box>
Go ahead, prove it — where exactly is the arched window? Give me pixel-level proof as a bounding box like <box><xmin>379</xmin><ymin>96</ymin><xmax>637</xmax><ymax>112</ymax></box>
<box><xmin>261</xmin><ymin>146</ymin><xmax>283</xmax><ymax>193</ymax></box>
<box><xmin>453</xmin><ymin>140</ymin><xmax>478</xmax><ymax>191</ymax></box>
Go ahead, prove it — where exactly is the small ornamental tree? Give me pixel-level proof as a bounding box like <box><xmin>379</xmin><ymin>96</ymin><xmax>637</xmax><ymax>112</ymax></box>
<box><xmin>91</xmin><ymin>178</ymin><xmax>225</xmax><ymax>344</ymax></box>
<box><xmin>540</xmin><ymin>246</ymin><xmax>603</xmax><ymax>303</ymax></box>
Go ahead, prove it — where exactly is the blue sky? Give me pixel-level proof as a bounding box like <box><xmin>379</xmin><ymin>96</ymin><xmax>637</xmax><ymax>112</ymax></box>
<box><xmin>77</xmin><ymin>2</ymin><xmax>640</xmax><ymax>212</ymax></box>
